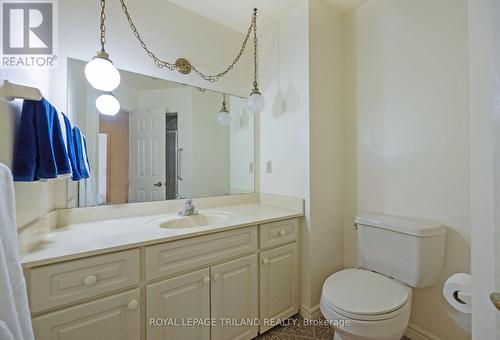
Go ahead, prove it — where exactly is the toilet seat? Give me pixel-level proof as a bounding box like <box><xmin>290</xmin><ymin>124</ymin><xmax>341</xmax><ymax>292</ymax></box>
<box><xmin>321</xmin><ymin>268</ymin><xmax>410</xmax><ymax>321</ymax></box>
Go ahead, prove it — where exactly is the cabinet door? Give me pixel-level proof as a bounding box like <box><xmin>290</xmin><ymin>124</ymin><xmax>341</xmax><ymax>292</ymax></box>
<box><xmin>32</xmin><ymin>289</ymin><xmax>140</xmax><ymax>340</ymax></box>
<box><xmin>147</xmin><ymin>268</ymin><xmax>210</xmax><ymax>340</ymax></box>
<box><xmin>259</xmin><ymin>243</ymin><xmax>299</xmax><ymax>333</ymax></box>
<box><xmin>211</xmin><ymin>254</ymin><xmax>258</xmax><ymax>340</ymax></box>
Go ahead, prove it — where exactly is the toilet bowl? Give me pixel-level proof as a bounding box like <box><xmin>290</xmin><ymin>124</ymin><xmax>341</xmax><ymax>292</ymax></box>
<box><xmin>318</xmin><ymin>213</ymin><xmax>446</xmax><ymax>340</ymax></box>
<box><xmin>320</xmin><ymin>269</ymin><xmax>411</xmax><ymax>340</ymax></box>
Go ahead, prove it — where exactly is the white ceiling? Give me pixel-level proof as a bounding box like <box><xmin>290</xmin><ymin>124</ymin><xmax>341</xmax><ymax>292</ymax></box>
<box><xmin>324</xmin><ymin>0</ymin><xmax>368</xmax><ymax>14</ymax></box>
<box><xmin>168</xmin><ymin>0</ymin><xmax>302</xmax><ymax>33</ymax></box>
<box><xmin>169</xmin><ymin>0</ymin><xmax>368</xmax><ymax>33</ymax></box>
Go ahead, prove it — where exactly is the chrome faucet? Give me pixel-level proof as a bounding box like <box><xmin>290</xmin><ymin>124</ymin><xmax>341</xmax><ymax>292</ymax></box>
<box><xmin>178</xmin><ymin>199</ymin><xmax>198</xmax><ymax>216</ymax></box>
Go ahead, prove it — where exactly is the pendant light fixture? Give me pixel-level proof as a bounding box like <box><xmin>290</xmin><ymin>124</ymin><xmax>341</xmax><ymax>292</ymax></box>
<box><xmin>96</xmin><ymin>93</ymin><xmax>120</xmax><ymax>116</ymax></box>
<box><xmin>85</xmin><ymin>0</ymin><xmax>121</xmax><ymax>92</ymax></box>
<box><xmin>217</xmin><ymin>94</ymin><xmax>231</xmax><ymax>126</ymax></box>
<box><xmin>246</xmin><ymin>8</ymin><xmax>265</xmax><ymax>113</ymax></box>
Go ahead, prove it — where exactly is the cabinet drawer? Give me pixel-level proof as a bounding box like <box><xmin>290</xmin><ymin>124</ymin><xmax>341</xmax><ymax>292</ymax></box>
<box><xmin>145</xmin><ymin>226</ymin><xmax>258</xmax><ymax>281</ymax></box>
<box><xmin>29</xmin><ymin>249</ymin><xmax>140</xmax><ymax>313</ymax></box>
<box><xmin>32</xmin><ymin>289</ymin><xmax>140</xmax><ymax>340</ymax></box>
<box><xmin>259</xmin><ymin>219</ymin><xmax>298</xmax><ymax>249</ymax></box>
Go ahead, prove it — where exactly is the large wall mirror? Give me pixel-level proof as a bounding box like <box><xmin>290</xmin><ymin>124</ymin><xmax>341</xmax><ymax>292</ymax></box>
<box><xmin>67</xmin><ymin>58</ymin><xmax>255</xmax><ymax>207</ymax></box>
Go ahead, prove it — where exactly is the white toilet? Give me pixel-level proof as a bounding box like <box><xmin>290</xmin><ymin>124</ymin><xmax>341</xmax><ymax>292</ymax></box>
<box><xmin>320</xmin><ymin>213</ymin><xmax>446</xmax><ymax>340</ymax></box>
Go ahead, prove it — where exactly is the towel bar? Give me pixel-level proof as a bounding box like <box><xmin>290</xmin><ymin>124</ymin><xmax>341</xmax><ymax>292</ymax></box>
<box><xmin>0</xmin><ymin>80</ymin><xmax>42</xmax><ymax>101</ymax></box>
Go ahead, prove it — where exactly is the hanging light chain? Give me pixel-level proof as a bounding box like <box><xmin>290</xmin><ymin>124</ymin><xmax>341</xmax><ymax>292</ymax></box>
<box><xmin>252</xmin><ymin>9</ymin><xmax>259</xmax><ymax>92</ymax></box>
<box><xmin>118</xmin><ymin>0</ymin><xmax>258</xmax><ymax>82</ymax></box>
<box><xmin>99</xmin><ymin>0</ymin><xmax>107</xmax><ymax>51</ymax></box>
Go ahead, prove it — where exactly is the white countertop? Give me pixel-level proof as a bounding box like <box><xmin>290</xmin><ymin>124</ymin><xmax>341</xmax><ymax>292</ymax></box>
<box><xmin>21</xmin><ymin>203</ymin><xmax>303</xmax><ymax>268</ymax></box>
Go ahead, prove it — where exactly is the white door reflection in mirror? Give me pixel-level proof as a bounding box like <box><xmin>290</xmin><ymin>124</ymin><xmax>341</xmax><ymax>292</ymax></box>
<box><xmin>129</xmin><ymin>109</ymin><xmax>166</xmax><ymax>202</ymax></box>
<box><xmin>98</xmin><ymin>133</ymin><xmax>108</xmax><ymax>204</ymax></box>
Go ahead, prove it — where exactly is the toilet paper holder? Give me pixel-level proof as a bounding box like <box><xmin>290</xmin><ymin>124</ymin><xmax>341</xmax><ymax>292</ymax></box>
<box><xmin>443</xmin><ymin>273</ymin><xmax>472</xmax><ymax>314</ymax></box>
<box><xmin>454</xmin><ymin>291</ymin><xmax>472</xmax><ymax>305</ymax></box>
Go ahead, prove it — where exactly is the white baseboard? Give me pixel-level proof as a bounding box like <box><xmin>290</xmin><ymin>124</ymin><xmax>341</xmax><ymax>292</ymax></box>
<box><xmin>299</xmin><ymin>304</ymin><xmax>322</xmax><ymax>320</ymax></box>
<box><xmin>405</xmin><ymin>323</ymin><xmax>443</xmax><ymax>340</ymax></box>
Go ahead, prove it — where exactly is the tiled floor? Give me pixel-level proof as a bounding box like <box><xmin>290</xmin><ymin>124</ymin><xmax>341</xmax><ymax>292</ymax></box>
<box><xmin>255</xmin><ymin>314</ymin><xmax>412</xmax><ymax>340</ymax></box>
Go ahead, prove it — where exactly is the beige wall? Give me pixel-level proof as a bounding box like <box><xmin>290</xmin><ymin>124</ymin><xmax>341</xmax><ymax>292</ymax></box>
<box><xmin>259</xmin><ymin>0</ymin><xmax>312</xmax><ymax>311</ymax></box>
<box><xmin>229</xmin><ymin>96</ymin><xmax>255</xmax><ymax>194</ymax></box>
<box><xmin>344</xmin><ymin>0</ymin><xmax>471</xmax><ymax>338</ymax></box>
<box><xmin>308</xmin><ymin>0</ymin><xmax>345</xmax><ymax>308</ymax></box>
<box><xmin>258</xmin><ymin>0</ymin><xmax>346</xmax><ymax>314</ymax></box>
<box><xmin>190</xmin><ymin>90</ymin><xmax>230</xmax><ymax>198</ymax></box>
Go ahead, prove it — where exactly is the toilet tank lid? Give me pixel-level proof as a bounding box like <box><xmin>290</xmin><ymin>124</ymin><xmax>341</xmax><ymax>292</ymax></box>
<box><xmin>355</xmin><ymin>213</ymin><xmax>446</xmax><ymax>237</ymax></box>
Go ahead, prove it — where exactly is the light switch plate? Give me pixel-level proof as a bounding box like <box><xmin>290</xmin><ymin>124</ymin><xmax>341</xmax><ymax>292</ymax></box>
<box><xmin>266</xmin><ymin>160</ymin><xmax>272</xmax><ymax>174</ymax></box>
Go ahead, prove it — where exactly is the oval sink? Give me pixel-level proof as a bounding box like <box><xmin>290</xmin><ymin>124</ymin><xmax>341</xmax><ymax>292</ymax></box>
<box><xmin>155</xmin><ymin>212</ymin><xmax>230</xmax><ymax>229</ymax></box>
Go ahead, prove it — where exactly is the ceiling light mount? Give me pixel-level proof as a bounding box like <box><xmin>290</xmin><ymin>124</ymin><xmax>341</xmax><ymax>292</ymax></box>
<box><xmin>175</xmin><ymin>58</ymin><xmax>192</xmax><ymax>75</ymax></box>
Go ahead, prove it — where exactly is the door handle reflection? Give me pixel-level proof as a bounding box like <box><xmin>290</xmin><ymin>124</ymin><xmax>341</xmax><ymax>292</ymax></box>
<box><xmin>177</xmin><ymin>148</ymin><xmax>184</xmax><ymax>181</ymax></box>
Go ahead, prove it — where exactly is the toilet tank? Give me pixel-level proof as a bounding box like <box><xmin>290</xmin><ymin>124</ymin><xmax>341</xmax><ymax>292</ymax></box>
<box><xmin>355</xmin><ymin>213</ymin><xmax>446</xmax><ymax>288</ymax></box>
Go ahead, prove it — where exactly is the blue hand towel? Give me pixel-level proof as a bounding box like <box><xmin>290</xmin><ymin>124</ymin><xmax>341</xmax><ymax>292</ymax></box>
<box><xmin>13</xmin><ymin>98</ymin><xmax>71</xmax><ymax>181</ymax></box>
<box><xmin>61</xmin><ymin>113</ymin><xmax>82</xmax><ymax>181</ymax></box>
<box><xmin>72</xmin><ymin>127</ymin><xmax>89</xmax><ymax>179</ymax></box>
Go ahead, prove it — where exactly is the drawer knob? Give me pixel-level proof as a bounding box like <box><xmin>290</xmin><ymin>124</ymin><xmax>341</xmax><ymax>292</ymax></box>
<box><xmin>262</xmin><ymin>258</ymin><xmax>269</xmax><ymax>265</ymax></box>
<box><xmin>83</xmin><ymin>275</ymin><xmax>97</xmax><ymax>286</ymax></box>
<box><xmin>279</xmin><ymin>230</ymin><xmax>286</xmax><ymax>236</ymax></box>
<box><xmin>202</xmin><ymin>276</ymin><xmax>211</xmax><ymax>284</ymax></box>
<box><xmin>213</xmin><ymin>273</ymin><xmax>221</xmax><ymax>281</ymax></box>
<box><xmin>128</xmin><ymin>299</ymin><xmax>139</xmax><ymax>310</ymax></box>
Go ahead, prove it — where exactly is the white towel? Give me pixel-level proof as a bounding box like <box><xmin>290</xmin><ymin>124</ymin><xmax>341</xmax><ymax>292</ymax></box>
<box><xmin>0</xmin><ymin>321</ymin><xmax>15</xmax><ymax>340</ymax></box>
<box><xmin>0</xmin><ymin>163</ymin><xmax>34</xmax><ymax>340</ymax></box>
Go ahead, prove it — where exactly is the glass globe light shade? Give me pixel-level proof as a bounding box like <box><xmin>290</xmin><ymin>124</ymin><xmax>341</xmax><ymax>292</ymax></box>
<box><xmin>247</xmin><ymin>91</ymin><xmax>265</xmax><ymax>113</ymax></box>
<box><xmin>217</xmin><ymin>109</ymin><xmax>231</xmax><ymax>126</ymax></box>
<box><xmin>96</xmin><ymin>93</ymin><xmax>120</xmax><ymax>116</ymax></box>
<box><xmin>85</xmin><ymin>55</ymin><xmax>121</xmax><ymax>92</ymax></box>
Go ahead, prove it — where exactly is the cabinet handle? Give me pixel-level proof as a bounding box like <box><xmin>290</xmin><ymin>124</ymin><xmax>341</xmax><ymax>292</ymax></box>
<box><xmin>262</xmin><ymin>258</ymin><xmax>269</xmax><ymax>265</ymax></box>
<box><xmin>128</xmin><ymin>299</ymin><xmax>139</xmax><ymax>310</ymax></box>
<box><xmin>83</xmin><ymin>275</ymin><xmax>97</xmax><ymax>286</ymax></box>
<box><xmin>202</xmin><ymin>276</ymin><xmax>211</xmax><ymax>284</ymax></box>
<box><xmin>279</xmin><ymin>230</ymin><xmax>286</xmax><ymax>236</ymax></box>
<box><xmin>213</xmin><ymin>273</ymin><xmax>221</xmax><ymax>281</ymax></box>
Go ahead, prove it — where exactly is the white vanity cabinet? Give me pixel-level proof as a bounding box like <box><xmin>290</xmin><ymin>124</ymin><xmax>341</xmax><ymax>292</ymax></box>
<box><xmin>26</xmin><ymin>218</ymin><xmax>300</xmax><ymax>340</ymax></box>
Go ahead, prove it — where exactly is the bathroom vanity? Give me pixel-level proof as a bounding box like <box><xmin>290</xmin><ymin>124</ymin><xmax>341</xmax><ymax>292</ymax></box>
<box><xmin>20</xmin><ymin>194</ymin><xmax>303</xmax><ymax>340</ymax></box>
